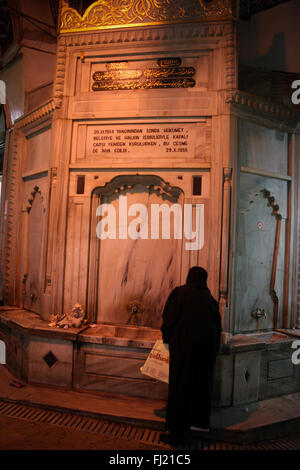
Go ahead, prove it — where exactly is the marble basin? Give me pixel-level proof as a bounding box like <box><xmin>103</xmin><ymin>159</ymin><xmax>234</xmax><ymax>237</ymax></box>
<box><xmin>246</xmin><ymin>331</ymin><xmax>289</xmax><ymax>342</ymax></box>
<box><xmin>94</xmin><ymin>323</ymin><xmax>161</xmax><ymax>341</ymax></box>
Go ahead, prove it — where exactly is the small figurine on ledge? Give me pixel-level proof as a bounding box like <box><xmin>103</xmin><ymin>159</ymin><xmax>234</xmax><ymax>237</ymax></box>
<box><xmin>48</xmin><ymin>303</ymin><xmax>86</xmax><ymax>329</ymax></box>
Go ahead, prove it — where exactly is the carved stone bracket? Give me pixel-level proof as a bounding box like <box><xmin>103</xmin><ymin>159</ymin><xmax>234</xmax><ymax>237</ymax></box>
<box><xmin>24</xmin><ymin>185</ymin><xmax>45</xmax><ymax>213</ymax></box>
<box><xmin>261</xmin><ymin>188</ymin><xmax>282</xmax><ymax>221</ymax></box>
<box><xmin>261</xmin><ymin>189</ymin><xmax>283</xmax><ymax>329</ymax></box>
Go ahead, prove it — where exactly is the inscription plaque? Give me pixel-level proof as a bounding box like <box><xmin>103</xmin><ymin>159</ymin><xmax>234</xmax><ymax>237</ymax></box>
<box><xmin>85</xmin><ymin>123</ymin><xmax>196</xmax><ymax>158</ymax></box>
<box><xmin>92</xmin><ymin>58</ymin><xmax>196</xmax><ymax>91</ymax></box>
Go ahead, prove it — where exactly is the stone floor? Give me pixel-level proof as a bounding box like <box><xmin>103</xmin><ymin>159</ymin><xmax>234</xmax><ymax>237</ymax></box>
<box><xmin>0</xmin><ymin>365</ymin><xmax>166</xmax><ymax>429</ymax></box>
<box><xmin>0</xmin><ymin>414</ymin><xmax>158</xmax><ymax>451</ymax></box>
<box><xmin>1</xmin><ymin>406</ymin><xmax>300</xmax><ymax>451</ymax></box>
<box><xmin>0</xmin><ymin>365</ymin><xmax>300</xmax><ymax>445</ymax></box>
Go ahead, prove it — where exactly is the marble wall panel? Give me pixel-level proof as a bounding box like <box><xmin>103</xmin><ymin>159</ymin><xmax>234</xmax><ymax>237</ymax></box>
<box><xmin>268</xmin><ymin>358</ymin><xmax>294</xmax><ymax>380</ymax></box>
<box><xmin>212</xmin><ymin>354</ymin><xmax>234</xmax><ymax>407</ymax></box>
<box><xmin>96</xmin><ymin>190</ymin><xmax>183</xmax><ymax>328</ymax></box>
<box><xmin>28</xmin><ymin>337</ymin><xmax>73</xmax><ymax>387</ymax></box>
<box><xmin>259</xmin><ymin>346</ymin><xmax>300</xmax><ymax>399</ymax></box>
<box><xmin>64</xmin><ymin>198</ymin><xmax>90</xmax><ymax>314</ymax></box>
<box><xmin>70</xmin><ymin>120</ymin><xmax>212</xmax><ymax>166</ymax></box>
<box><xmin>25</xmin><ymin>193</ymin><xmax>45</xmax><ymax>308</ymax></box>
<box><xmin>85</xmin><ymin>351</ymin><xmax>147</xmax><ymax>380</ymax></box>
<box><xmin>74</xmin><ymin>343</ymin><xmax>168</xmax><ymax>399</ymax></box>
<box><xmin>25</xmin><ymin>126</ymin><xmax>51</xmax><ymax>173</ymax></box>
<box><xmin>233</xmin><ymin>351</ymin><xmax>261</xmax><ymax>405</ymax></box>
<box><xmin>70</xmin><ymin>53</ymin><xmax>214</xmax><ymax>118</ymax></box>
<box><xmin>70</xmin><ymin>92</ymin><xmax>214</xmax><ymax>120</ymax></box>
<box><xmin>65</xmin><ymin>170</ymin><xmax>211</xmax><ymax>322</ymax></box>
<box><xmin>239</xmin><ymin>119</ymin><xmax>288</xmax><ymax>175</ymax></box>
<box><xmin>234</xmin><ymin>173</ymin><xmax>287</xmax><ymax>333</ymax></box>
<box><xmin>21</xmin><ymin>176</ymin><xmax>49</xmax><ymax>318</ymax></box>
<box><xmin>0</xmin><ymin>322</ymin><xmax>28</xmax><ymax>381</ymax></box>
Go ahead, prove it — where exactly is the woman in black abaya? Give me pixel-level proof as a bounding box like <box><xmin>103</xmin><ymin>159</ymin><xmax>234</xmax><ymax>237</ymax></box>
<box><xmin>160</xmin><ymin>266</ymin><xmax>222</xmax><ymax>444</ymax></box>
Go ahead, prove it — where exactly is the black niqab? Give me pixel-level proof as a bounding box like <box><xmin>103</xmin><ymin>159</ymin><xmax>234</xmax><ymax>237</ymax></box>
<box><xmin>161</xmin><ymin>266</ymin><xmax>222</xmax><ymax>437</ymax></box>
<box><xmin>186</xmin><ymin>266</ymin><xmax>209</xmax><ymax>290</ymax></box>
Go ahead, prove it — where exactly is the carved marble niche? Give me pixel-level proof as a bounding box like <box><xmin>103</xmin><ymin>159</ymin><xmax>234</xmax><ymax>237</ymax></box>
<box><xmin>87</xmin><ymin>175</ymin><xmax>185</xmax><ymax>328</ymax></box>
<box><xmin>234</xmin><ymin>173</ymin><xmax>288</xmax><ymax>333</ymax></box>
<box><xmin>22</xmin><ymin>186</ymin><xmax>47</xmax><ymax>315</ymax></box>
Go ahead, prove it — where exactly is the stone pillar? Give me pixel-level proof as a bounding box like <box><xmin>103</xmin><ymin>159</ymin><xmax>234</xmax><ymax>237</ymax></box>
<box><xmin>219</xmin><ymin>167</ymin><xmax>232</xmax><ymax>331</ymax></box>
<box><xmin>295</xmin><ymin>133</ymin><xmax>300</xmax><ymax>328</ymax></box>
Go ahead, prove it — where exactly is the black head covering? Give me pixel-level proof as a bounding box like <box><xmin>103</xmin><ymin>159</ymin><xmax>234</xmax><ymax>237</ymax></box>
<box><xmin>186</xmin><ymin>266</ymin><xmax>209</xmax><ymax>290</ymax></box>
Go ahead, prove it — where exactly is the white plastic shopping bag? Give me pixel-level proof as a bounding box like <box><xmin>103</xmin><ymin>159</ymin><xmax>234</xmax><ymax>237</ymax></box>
<box><xmin>140</xmin><ymin>339</ymin><xmax>169</xmax><ymax>383</ymax></box>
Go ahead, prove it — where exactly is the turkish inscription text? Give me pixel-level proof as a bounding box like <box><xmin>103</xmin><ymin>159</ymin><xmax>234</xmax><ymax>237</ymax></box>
<box><xmin>86</xmin><ymin>123</ymin><xmax>195</xmax><ymax>158</ymax></box>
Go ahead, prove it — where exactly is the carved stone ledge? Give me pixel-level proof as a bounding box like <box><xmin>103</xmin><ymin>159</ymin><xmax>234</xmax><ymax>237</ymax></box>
<box><xmin>58</xmin><ymin>21</ymin><xmax>231</xmax><ymax>47</ymax></box>
<box><xmin>227</xmin><ymin>91</ymin><xmax>300</xmax><ymax>128</ymax></box>
<box><xmin>15</xmin><ymin>99</ymin><xmax>56</xmax><ymax>131</ymax></box>
<box><xmin>24</xmin><ymin>185</ymin><xmax>46</xmax><ymax>213</ymax></box>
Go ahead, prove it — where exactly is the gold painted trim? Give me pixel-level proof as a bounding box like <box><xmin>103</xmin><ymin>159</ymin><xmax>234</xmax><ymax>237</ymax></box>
<box><xmin>59</xmin><ymin>0</ymin><xmax>235</xmax><ymax>34</ymax></box>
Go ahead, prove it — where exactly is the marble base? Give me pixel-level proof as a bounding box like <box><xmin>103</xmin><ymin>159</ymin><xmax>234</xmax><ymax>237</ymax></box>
<box><xmin>0</xmin><ymin>309</ymin><xmax>167</xmax><ymax>399</ymax></box>
<box><xmin>212</xmin><ymin>333</ymin><xmax>300</xmax><ymax>407</ymax></box>
<box><xmin>0</xmin><ymin>309</ymin><xmax>299</xmax><ymax>404</ymax></box>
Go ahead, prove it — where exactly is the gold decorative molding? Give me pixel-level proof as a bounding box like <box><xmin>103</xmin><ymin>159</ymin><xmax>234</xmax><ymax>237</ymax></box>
<box><xmin>59</xmin><ymin>0</ymin><xmax>235</xmax><ymax>34</ymax></box>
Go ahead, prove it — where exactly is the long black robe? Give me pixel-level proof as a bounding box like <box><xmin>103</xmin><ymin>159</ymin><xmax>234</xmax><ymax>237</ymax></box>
<box><xmin>161</xmin><ymin>282</ymin><xmax>222</xmax><ymax>435</ymax></box>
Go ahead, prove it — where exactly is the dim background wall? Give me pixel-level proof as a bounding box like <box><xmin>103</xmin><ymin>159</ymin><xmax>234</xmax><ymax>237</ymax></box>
<box><xmin>0</xmin><ymin>0</ymin><xmax>56</xmax><ymax>124</ymax></box>
<box><xmin>238</xmin><ymin>0</ymin><xmax>300</xmax><ymax>74</ymax></box>
<box><xmin>0</xmin><ymin>0</ymin><xmax>57</xmax><ymax>304</ymax></box>
<box><xmin>238</xmin><ymin>0</ymin><xmax>300</xmax><ymax>328</ymax></box>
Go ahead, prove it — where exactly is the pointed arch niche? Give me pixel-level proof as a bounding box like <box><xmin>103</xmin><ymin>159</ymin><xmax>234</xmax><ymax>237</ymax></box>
<box><xmin>87</xmin><ymin>174</ymin><xmax>184</xmax><ymax>327</ymax></box>
<box><xmin>22</xmin><ymin>185</ymin><xmax>47</xmax><ymax>315</ymax></box>
<box><xmin>234</xmin><ymin>172</ymin><xmax>288</xmax><ymax>333</ymax></box>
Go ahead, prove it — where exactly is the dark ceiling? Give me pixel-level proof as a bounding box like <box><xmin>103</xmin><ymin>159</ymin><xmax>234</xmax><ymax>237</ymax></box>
<box><xmin>239</xmin><ymin>0</ymin><xmax>293</xmax><ymax>20</ymax></box>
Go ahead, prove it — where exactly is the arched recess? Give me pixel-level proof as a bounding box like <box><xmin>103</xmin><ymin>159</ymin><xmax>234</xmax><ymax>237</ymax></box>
<box><xmin>87</xmin><ymin>174</ymin><xmax>184</xmax><ymax>327</ymax></box>
<box><xmin>22</xmin><ymin>185</ymin><xmax>47</xmax><ymax>314</ymax></box>
<box><xmin>234</xmin><ymin>173</ymin><xmax>287</xmax><ymax>333</ymax></box>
